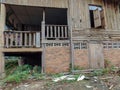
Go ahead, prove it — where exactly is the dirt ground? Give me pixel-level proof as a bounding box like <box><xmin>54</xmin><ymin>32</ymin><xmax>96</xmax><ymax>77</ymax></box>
<box><xmin>1</xmin><ymin>75</ymin><xmax>120</xmax><ymax>90</ymax></box>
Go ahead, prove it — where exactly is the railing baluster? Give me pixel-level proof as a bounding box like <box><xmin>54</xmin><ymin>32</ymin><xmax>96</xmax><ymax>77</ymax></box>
<box><xmin>61</xmin><ymin>26</ymin><xmax>64</xmax><ymax>38</ymax></box>
<box><xmin>58</xmin><ymin>26</ymin><xmax>60</xmax><ymax>38</ymax></box>
<box><xmin>54</xmin><ymin>26</ymin><xmax>57</xmax><ymax>38</ymax></box>
<box><xmin>47</xmin><ymin>26</ymin><xmax>49</xmax><ymax>38</ymax></box>
<box><xmin>15</xmin><ymin>32</ymin><xmax>18</xmax><ymax>47</ymax></box>
<box><xmin>65</xmin><ymin>26</ymin><xmax>67</xmax><ymax>38</ymax></box>
<box><xmin>25</xmin><ymin>32</ymin><xmax>27</xmax><ymax>47</ymax></box>
<box><xmin>10</xmin><ymin>32</ymin><xmax>13</xmax><ymax>47</ymax></box>
<box><xmin>33</xmin><ymin>32</ymin><xmax>36</xmax><ymax>47</ymax></box>
<box><xmin>20</xmin><ymin>32</ymin><xmax>22</xmax><ymax>47</ymax></box>
<box><xmin>29</xmin><ymin>32</ymin><xmax>32</xmax><ymax>47</ymax></box>
<box><xmin>5</xmin><ymin>32</ymin><xmax>9</xmax><ymax>48</ymax></box>
<box><xmin>50</xmin><ymin>26</ymin><xmax>53</xmax><ymax>38</ymax></box>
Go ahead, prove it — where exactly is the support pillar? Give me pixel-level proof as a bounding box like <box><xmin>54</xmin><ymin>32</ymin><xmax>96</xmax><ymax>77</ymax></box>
<box><xmin>68</xmin><ymin>0</ymin><xmax>74</xmax><ymax>72</ymax></box>
<box><xmin>41</xmin><ymin>8</ymin><xmax>45</xmax><ymax>73</ymax></box>
<box><xmin>0</xmin><ymin>3</ymin><xmax>6</xmax><ymax>78</ymax></box>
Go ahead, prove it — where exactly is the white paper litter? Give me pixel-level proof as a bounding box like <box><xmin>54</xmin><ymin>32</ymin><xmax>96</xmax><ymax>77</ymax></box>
<box><xmin>85</xmin><ymin>85</ymin><xmax>93</xmax><ymax>88</ymax></box>
<box><xmin>77</xmin><ymin>75</ymin><xmax>85</xmax><ymax>81</ymax></box>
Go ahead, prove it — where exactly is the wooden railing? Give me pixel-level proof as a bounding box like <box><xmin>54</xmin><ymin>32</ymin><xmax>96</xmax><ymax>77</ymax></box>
<box><xmin>45</xmin><ymin>25</ymin><xmax>68</xmax><ymax>39</ymax></box>
<box><xmin>4</xmin><ymin>31</ymin><xmax>41</xmax><ymax>48</ymax></box>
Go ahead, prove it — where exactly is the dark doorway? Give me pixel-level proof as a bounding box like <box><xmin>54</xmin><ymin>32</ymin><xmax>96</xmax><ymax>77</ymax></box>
<box><xmin>4</xmin><ymin>52</ymin><xmax>42</xmax><ymax>67</ymax></box>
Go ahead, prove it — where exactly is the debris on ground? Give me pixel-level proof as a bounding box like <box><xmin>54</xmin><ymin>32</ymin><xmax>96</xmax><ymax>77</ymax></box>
<box><xmin>77</xmin><ymin>75</ymin><xmax>85</xmax><ymax>81</ymax></box>
<box><xmin>85</xmin><ymin>85</ymin><xmax>93</xmax><ymax>88</ymax></box>
<box><xmin>52</xmin><ymin>74</ymin><xmax>85</xmax><ymax>82</ymax></box>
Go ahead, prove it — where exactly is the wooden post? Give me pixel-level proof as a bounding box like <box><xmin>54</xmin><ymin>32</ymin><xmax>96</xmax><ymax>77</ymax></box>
<box><xmin>18</xmin><ymin>57</ymin><xmax>24</xmax><ymax>66</ymax></box>
<box><xmin>41</xmin><ymin>8</ymin><xmax>45</xmax><ymax>73</ymax></box>
<box><xmin>68</xmin><ymin>0</ymin><xmax>74</xmax><ymax>72</ymax></box>
<box><xmin>0</xmin><ymin>3</ymin><xmax>6</xmax><ymax>78</ymax></box>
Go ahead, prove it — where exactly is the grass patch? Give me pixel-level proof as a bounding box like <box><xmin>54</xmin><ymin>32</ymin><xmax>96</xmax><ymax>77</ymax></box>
<box><xmin>4</xmin><ymin>60</ymin><xmax>43</xmax><ymax>84</ymax></box>
<box><xmin>92</xmin><ymin>66</ymin><xmax>116</xmax><ymax>76</ymax></box>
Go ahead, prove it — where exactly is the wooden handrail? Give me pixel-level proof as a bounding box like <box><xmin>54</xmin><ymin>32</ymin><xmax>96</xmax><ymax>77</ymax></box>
<box><xmin>45</xmin><ymin>25</ymin><xmax>68</xmax><ymax>39</ymax></box>
<box><xmin>4</xmin><ymin>31</ymin><xmax>41</xmax><ymax>48</ymax></box>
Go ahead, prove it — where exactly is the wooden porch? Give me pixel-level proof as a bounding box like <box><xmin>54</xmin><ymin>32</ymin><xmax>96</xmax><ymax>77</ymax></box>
<box><xmin>3</xmin><ymin>25</ymin><xmax>69</xmax><ymax>50</ymax></box>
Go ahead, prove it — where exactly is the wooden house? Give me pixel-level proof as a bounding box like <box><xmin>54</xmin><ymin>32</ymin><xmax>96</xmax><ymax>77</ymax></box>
<box><xmin>0</xmin><ymin>0</ymin><xmax>120</xmax><ymax>77</ymax></box>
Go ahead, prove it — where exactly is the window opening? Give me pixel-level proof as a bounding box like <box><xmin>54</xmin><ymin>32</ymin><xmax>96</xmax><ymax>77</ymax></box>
<box><xmin>89</xmin><ymin>5</ymin><xmax>105</xmax><ymax>28</ymax></box>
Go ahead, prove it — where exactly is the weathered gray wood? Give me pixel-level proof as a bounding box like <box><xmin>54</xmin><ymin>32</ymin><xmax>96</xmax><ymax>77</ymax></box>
<box><xmin>29</xmin><ymin>33</ymin><xmax>32</xmax><ymax>46</ymax></box>
<box><xmin>50</xmin><ymin>26</ymin><xmax>53</xmax><ymax>38</ymax></box>
<box><xmin>41</xmin><ymin>9</ymin><xmax>46</xmax><ymax>73</ymax></box>
<box><xmin>54</xmin><ymin>26</ymin><xmax>57</xmax><ymax>38</ymax></box>
<box><xmin>58</xmin><ymin>26</ymin><xmax>60</xmax><ymax>38</ymax></box>
<box><xmin>20</xmin><ymin>32</ymin><xmax>22</xmax><ymax>46</ymax></box>
<box><xmin>61</xmin><ymin>26</ymin><xmax>64</xmax><ymax>38</ymax></box>
<box><xmin>3</xmin><ymin>0</ymin><xmax>68</xmax><ymax>8</ymax></box>
<box><xmin>15</xmin><ymin>32</ymin><xmax>18</xmax><ymax>47</ymax></box>
<box><xmin>6</xmin><ymin>33</ymin><xmax>9</xmax><ymax>48</ymax></box>
<box><xmin>24</xmin><ymin>33</ymin><xmax>27</xmax><ymax>46</ymax></box>
<box><xmin>10</xmin><ymin>32</ymin><xmax>13</xmax><ymax>47</ymax></box>
<box><xmin>93</xmin><ymin>8</ymin><xmax>101</xmax><ymax>28</ymax></box>
<box><xmin>33</xmin><ymin>32</ymin><xmax>36</xmax><ymax>46</ymax></box>
<box><xmin>36</xmin><ymin>32</ymin><xmax>40</xmax><ymax>47</ymax></box>
<box><xmin>88</xmin><ymin>41</ymin><xmax>104</xmax><ymax>69</ymax></box>
<box><xmin>0</xmin><ymin>3</ymin><xmax>6</xmax><ymax>78</ymax></box>
<box><xmin>68</xmin><ymin>0</ymin><xmax>74</xmax><ymax>71</ymax></box>
<box><xmin>46</xmin><ymin>26</ymin><xmax>49</xmax><ymax>38</ymax></box>
<box><xmin>65</xmin><ymin>26</ymin><xmax>67</xmax><ymax>38</ymax></box>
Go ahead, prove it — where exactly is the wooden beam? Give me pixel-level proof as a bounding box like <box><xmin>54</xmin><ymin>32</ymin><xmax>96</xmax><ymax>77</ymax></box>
<box><xmin>2</xmin><ymin>48</ymin><xmax>42</xmax><ymax>53</ymax></box>
<box><xmin>41</xmin><ymin>8</ymin><xmax>46</xmax><ymax>73</ymax></box>
<box><xmin>68</xmin><ymin>0</ymin><xmax>74</xmax><ymax>72</ymax></box>
<box><xmin>0</xmin><ymin>3</ymin><xmax>6</xmax><ymax>78</ymax></box>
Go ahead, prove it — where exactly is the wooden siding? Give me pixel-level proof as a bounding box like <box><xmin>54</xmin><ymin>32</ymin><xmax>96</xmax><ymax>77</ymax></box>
<box><xmin>70</xmin><ymin>0</ymin><xmax>120</xmax><ymax>30</ymax></box>
<box><xmin>3</xmin><ymin>0</ymin><xmax>68</xmax><ymax>8</ymax></box>
<box><xmin>3</xmin><ymin>0</ymin><xmax>120</xmax><ymax>30</ymax></box>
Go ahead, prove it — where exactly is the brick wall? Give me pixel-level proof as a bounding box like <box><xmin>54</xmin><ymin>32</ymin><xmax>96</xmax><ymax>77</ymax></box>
<box><xmin>74</xmin><ymin>49</ymin><xmax>89</xmax><ymax>69</ymax></box>
<box><xmin>104</xmin><ymin>49</ymin><xmax>120</xmax><ymax>67</ymax></box>
<box><xmin>45</xmin><ymin>46</ymin><xmax>70</xmax><ymax>73</ymax></box>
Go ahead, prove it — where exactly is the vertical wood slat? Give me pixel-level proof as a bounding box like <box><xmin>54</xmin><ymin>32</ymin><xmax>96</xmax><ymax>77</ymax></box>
<box><xmin>15</xmin><ymin>32</ymin><xmax>18</xmax><ymax>47</ymax></box>
<box><xmin>61</xmin><ymin>26</ymin><xmax>64</xmax><ymax>38</ymax></box>
<box><xmin>46</xmin><ymin>26</ymin><xmax>49</xmax><ymax>38</ymax></box>
<box><xmin>65</xmin><ymin>26</ymin><xmax>67</xmax><ymax>38</ymax></box>
<box><xmin>5</xmin><ymin>32</ymin><xmax>9</xmax><ymax>48</ymax></box>
<box><xmin>10</xmin><ymin>32</ymin><xmax>13</xmax><ymax>47</ymax></box>
<box><xmin>58</xmin><ymin>26</ymin><xmax>60</xmax><ymax>38</ymax></box>
<box><xmin>20</xmin><ymin>32</ymin><xmax>22</xmax><ymax>46</ymax></box>
<box><xmin>45</xmin><ymin>25</ymin><xmax>68</xmax><ymax>39</ymax></box>
<box><xmin>50</xmin><ymin>26</ymin><xmax>53</xmax><ymax>38</ymax></box>
<box><xmin>29</xmin><ymin>33</ymin><xmax>32</xmax><ymax>46</ymax></box>
<box><xmin>54</xmin><ymin>26</ymin><xmax>57</xmax><ymax>38</ymax></box>
<box><xmin>33</xmin><ymin>32</ymin><xmax>36</xmax><ymax>46</ymax></box>
<box><xmin>25</xmin><ymin>32</ymin><xmax>27</xmax><ymax>46</ymax></box>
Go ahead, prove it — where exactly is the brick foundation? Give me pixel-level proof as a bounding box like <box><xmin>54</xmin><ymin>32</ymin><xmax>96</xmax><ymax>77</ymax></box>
<box><xmin>104</xmin><ymin>49</ymin><xmax>120</xmax><ymax>67</ymax></box>
<box><xmin>74</xmin><ymin>49</ymin><xmax>89</xmax><ymax>69</ymax></box>
<box><xmin>45</xmin><ymin>47</ymin><xmax>70</xmax><ymax>73</ymax></box>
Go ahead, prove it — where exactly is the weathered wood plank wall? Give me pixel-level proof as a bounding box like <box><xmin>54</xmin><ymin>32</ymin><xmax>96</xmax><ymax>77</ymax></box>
<box><xmin>71</xmin><ymin>0</ymin><xmax>120</xmax><ymax>30</ymax></box>
<box><xmin>2</xmin><ymin>0</ymin><xmax>120</xmax><ymax>30</ymax></box>
<box><xmin>3</xmin><ymin>0</ymin><xmax>68</xmax><ymax>8</ymax></box>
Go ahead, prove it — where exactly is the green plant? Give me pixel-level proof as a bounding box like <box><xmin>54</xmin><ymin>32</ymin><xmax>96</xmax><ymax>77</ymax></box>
<box><xmin>4</xmin><ymin>65</ymin><xmax>43</xmax><ymax>83</ymax></box>
<box><xmin>4</xmin><ymin>71</ymin><xmax>29</xmax><ymax>83</ymax></box>
<box><xmin>74</xmin><ymin>66</ymin><xmax>84</xmax><ymax>70</ymax></box>
<box><xmin>104</xmin><ymin>59</ymin><xmax>111</xmax><ymax>68</ymax></box>
<box><xmin>5</xmin><ymin>60</ymin><xmax>18</xmax><ymax>75</ymax></box>
<box><xmin>92</xmin><ymin>69</ymin><xmax>104</xmax><ymax>76</ymax></box>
